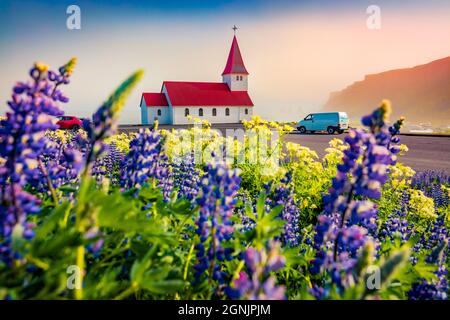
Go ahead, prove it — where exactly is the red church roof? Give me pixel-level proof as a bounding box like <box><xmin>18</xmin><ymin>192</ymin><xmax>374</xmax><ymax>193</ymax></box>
<box><xmin>162</xmin><ymin>81</ymin><xmax>253</xmax><ymax>107</ymax></box>
<box><xmin>142</xmin><ymin>93</ymin><xmax>168</xmax><ymax>106</ymax></box>
<box><xmin>222</xmin><ymin>35</ymin><xmax>249</xmax><ymax>75</ymax></box>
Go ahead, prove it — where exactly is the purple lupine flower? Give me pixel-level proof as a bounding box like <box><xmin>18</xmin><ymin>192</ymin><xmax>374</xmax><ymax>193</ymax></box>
<box><xmin>0</xmin><ymin>60</ymin><xmax>75</xmax><ymax>265</ymax></box>
<box><xmin>194</xmin><ymin>160</ymin><xmax>240</xmax><ymax>284</ymax></box>
<box><xmin>92</xmin><ymin>142</ymin><xmax>124</xmax><ymax>185</ymax></box>
<box><xmin>413</xmin><ymin>216</ymin><xmax>449</xmax><ymax>255</ymax></box>
<box><xmin>236</xmin><ymin>192</ymin><xmax>258</xmax><ymax>232</ymax></box>
<box><xmin>227</xmin><ymin>240</ymin><xmax>286</xmax><ymax>300</ymax></box>
<box><xmin>120</xmin><ymin>129</ymin><xmax>171</xmax><ymax>196</ymax></box>
<box><xmin>387</xmin><ymin>117</ymin><xmax>405</xmax><ymax>155</ymax></box>
<box><xmin>409</xmin><ymin>265</ymin><xmax>448</xmax><ymax>300</ymax></box>
<box><xmin>409</xmin><ymin>237</ymin><xmax>449</xmax><ymax>300</ymax></box>
<box><xmin>265</xmin><ymin>172</ymin><xmax>301</xmax><ymax>247</ymax></box>
<box><xmin>380</xmin><ymin>210</ymin><xmax>411</xmax><ymax>243</ymax></box>
<box><xmin>412</xmin><ymin>170</ymin><xmax>449</xmax><ymax>208</ymax></box>
<box><xmin>311</xmin><ymin>102</ymin><xmax>401</xmax><ymax>291</ymax></box>
<box><xmin>30</xmin><ymin>141</ymin><xmax>83</xmax><ymax>193</ymax></box>
<box><xmin>171</xmin><ymin>154</ymin><xmax>200</xmax><ymax>202</ymax></box>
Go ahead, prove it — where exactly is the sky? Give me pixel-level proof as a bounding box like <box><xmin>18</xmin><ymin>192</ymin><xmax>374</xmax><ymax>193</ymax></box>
<box><xmin>0</xmin><ymin>0</ymin><xmax>449</xmax><ymax>123</ymax></box>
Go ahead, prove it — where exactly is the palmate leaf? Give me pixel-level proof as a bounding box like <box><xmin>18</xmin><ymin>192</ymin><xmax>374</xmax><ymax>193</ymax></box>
<box><xmin>131</xmin><ymin>246</ymin><xmax>158</xmax><ymax>284</ymax></box>
<box><xmin>412</xmin><ymin>257</ymin><xmax>438</xmax><ymax>282</ymax></box>
<box><xmin>130</xmin><ymin>247</ymin><xmax>186</xmax><ymax>295</ymax></box>
<box><xmin>94</xmin><ymin>191</ymin><xmax>176</xmax><ymax>244</ymax></box>
<box><xmin>362</xmin><ymin>246</ymin><xmax>410</xmax><ymax>298</ymax></box>
<box><xmin>31</xmin><ymin>229</ymin><xmax>82</xmax><ymax>258</ymax></box>
<box><xmin>139</xmin><ymin>279</ymin><xmax>186</xmax><ymax>294</ymax></box>
<box><xmin>35</xmin><ymin>201</ymin><xmax>71</xmax><ymax>238</ymax></box>
<box><xmin>378</xmin><ymin>247</ymin><xmax>410</xmax><ymax>285</ymax></box>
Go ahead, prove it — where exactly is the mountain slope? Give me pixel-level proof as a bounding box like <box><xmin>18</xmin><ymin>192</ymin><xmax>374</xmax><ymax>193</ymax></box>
<box><xmin>323</xmin><ymin>57</ymin><xmax>450</xmax><ymax>125</ymax></box>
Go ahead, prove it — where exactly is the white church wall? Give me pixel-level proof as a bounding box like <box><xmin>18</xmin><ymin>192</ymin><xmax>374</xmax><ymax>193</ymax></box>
<box><xmin>238</xmin><ymin>107</ymin><xmax>253</xmax><ymax>121</ymax></box>
<box><xmin>173</xmin><ymin>107</ymin><xmax>247</xmax><ymax>125</ymax></box>
<box><xmin>222</xmin><ymin>74</ymin><xmax>248</xmax><ymax>91</ymax></box>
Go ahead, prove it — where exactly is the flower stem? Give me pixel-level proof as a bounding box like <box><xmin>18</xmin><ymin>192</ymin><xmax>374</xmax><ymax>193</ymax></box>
<box><xmin>183</xmin><ymin>242</ymin><xmax>195</xmax><ymax>280</ymax></box>
<box><xmin>75</xmin><ymin>245</ymin><xmax>85</xmax><ymax>300</ymax></box>
<box><xmin>38</xmin><ymin>157</ymin><xmax>59</xmax><ymax>205</ymax></box>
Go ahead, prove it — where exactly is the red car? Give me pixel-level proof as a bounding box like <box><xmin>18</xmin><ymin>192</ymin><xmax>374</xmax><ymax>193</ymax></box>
<box><xmin>56</xmin><ymin>116</ymin><xmax>82</xmax><ymax>130</ymax></box>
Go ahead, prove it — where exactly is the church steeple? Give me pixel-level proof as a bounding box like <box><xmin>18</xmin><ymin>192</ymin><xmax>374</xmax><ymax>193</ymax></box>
<box><xmin>222</xmin><ymin>35</ymin><xmax>249</xmax><ymax>76</ymax></box>
<box><xmin>222</xmin><ymin>29</ymin><xmax>249</xmax><ymax>91</ymax></box>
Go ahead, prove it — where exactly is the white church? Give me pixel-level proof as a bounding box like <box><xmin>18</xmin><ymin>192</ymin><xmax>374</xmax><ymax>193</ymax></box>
<box><xmin>139</xmin><ymin>32</ymin><xmax>254</xmax><ymax>125</ymax></box>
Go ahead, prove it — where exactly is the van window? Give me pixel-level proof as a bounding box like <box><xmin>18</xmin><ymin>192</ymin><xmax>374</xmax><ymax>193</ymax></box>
<box><xmin>304</xmin><ymin>114</ymin><xmax>312</xmax><ymax>121</ymax></box>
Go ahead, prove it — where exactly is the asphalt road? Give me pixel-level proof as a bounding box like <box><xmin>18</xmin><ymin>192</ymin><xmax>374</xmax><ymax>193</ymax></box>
<box><xmin>119</xmin><ymin>124</ymin><xmax>450</xmax><ymax>173</ymax></box>
<box><xmin>285</xmin><ymin>133</ymin><xmax>450</xmax><ymax>173</ymax></box>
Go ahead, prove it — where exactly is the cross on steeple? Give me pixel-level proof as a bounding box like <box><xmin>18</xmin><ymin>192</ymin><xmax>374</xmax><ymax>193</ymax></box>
<box><xmin>232</xmin><ymin>25</ymin><xmax>238</xmax><ymax>35</ymax></box>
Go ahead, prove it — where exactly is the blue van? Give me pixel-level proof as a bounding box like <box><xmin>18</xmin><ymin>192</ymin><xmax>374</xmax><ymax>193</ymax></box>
<box><xmin>297</xmin><ymin>112</ymin><xmax>349</xmax><ymax>134</ymax></box>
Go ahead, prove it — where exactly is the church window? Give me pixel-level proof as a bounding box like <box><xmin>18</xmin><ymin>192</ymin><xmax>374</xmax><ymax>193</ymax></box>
<box><xmin>199</xmin><ymin>108</ymin><xmax>204</xmax><ymax>117</ymax></box>
<box><xmin>185</xmin><ymin>108</ymin><xmax>189</xmax><ymax>117</ymax></box>
<box><xmin>157</xmin><ymin>109</ymin><xmax>162</xmax><ymax>116</ymax></box>
<box><xmin>212</xmin><ymin>108</ymin><xmax>217</xmax><ymax>116</ymax></box>
<box><xmin>225</xmin><ymin>108</ymin><xmax>230</xmax><ymax>116</ymax></box>
<box><xmin>245</xmin><ymin>108</ymin><xmax>248</xmax><ymax>115</ymax></box>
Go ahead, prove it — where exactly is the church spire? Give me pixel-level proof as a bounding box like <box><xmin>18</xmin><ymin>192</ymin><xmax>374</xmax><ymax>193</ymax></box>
<box><xmin>222</xmin><ymin>33</ymin><xmax>249</xmax><ymax>76</ymax></box>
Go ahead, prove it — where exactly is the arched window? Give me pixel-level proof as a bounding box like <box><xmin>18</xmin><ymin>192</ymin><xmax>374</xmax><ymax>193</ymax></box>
<box><xmin>157</xmin><ymin>109</ymin><xmax>162</xmax><ymax>116</ymax></box>
<box><xmin>236</xmin><ymin>75</ymin><xmax>239</xmax><ymax>81</ymax></box>
<box><xmin>212</xmin><ymin>108</ymin><xmax>217</xmax><ymax>116</ymax></box>
<box><xmin>185</xmin><ymin>108</ymin><xmax>189</xmax><ymax>117</ymax></box>
<box><xmin>225</xmin><ymin>108</ymin><xmax>230</xmax><ymax>116</ymax></box>
<box><xmin>245</xmin><ymin>108</ymin><xmax>248</xmax><ymax>115</ymax></box>
<box><xmin>199</xmin><ymin>108</ymin><xmax>203</xmax><ymax>117</ymax></box>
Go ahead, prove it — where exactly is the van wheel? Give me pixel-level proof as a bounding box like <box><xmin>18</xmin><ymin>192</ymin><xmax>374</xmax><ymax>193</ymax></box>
<box><xmin>327</xmin><ymin>127</ymin><xmax>335</xmax><ymax>134</ymax></box>
<box><xmin>298</xmin><ymin>126</ymin><xmax>306</xmax><ymax>134</ymax></box>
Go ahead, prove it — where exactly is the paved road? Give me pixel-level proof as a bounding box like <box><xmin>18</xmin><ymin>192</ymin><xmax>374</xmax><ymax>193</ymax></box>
<box><xmin>119</xmin><ymin>124</ymin><xmax>450</xmax><ymax>173</ymax></box>
<box><xmin>285</xmin><ymin>133</ymin><xmax>450</xmax><ymax>173</ymax></box>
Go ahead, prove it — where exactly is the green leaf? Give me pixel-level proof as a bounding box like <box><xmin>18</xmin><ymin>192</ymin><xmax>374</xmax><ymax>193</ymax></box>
<box><xmin>93</xmin><ymin>191</ymin><xmax>176</xmax><ymax>243</ymax></box>
<box><xmin>261</xmin><ymin>205</ymin><xmax>283</xmax><ymax>224</ymax></box>
<box><xmin>244</xmin><ymin>203</ymin><xmax>257</xmax><ymax>221</ymax></box>
<box><xmin>256</xmin><ymin>192</ymin><xmax>266</xmax><ymax>217</ymax></box>
<box><xmin>32</xmin><ymin>229</ymin><xmax>82</xmax><ymax>257</ymax></box>
<box><xmin>413</xmin><ymin>258</ymin><xmax>438</xmax><ymax>282</ymax></box>
<box><xmin>378</xmin><ymin>247</ymin><xmax>410</xmax><ymax>286</ymax></box>
<box><xmin>139</xmin><ymin>279</ymin><xmax>186</xmax><ymax>294</ymax></box>
<box><xmin>35</xmin><ymin>202</ymin><xmax>71</xmax><ymax>238</ymax></box>
<box><xmin>363</xmin><ymin>246</ymin><xmax>410</xmax><ymax>298</ymax></box>
<box><xmin>131</xmin><ymin>246</ymin><xmax>158</xmax><ymax>283</ymax></box>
